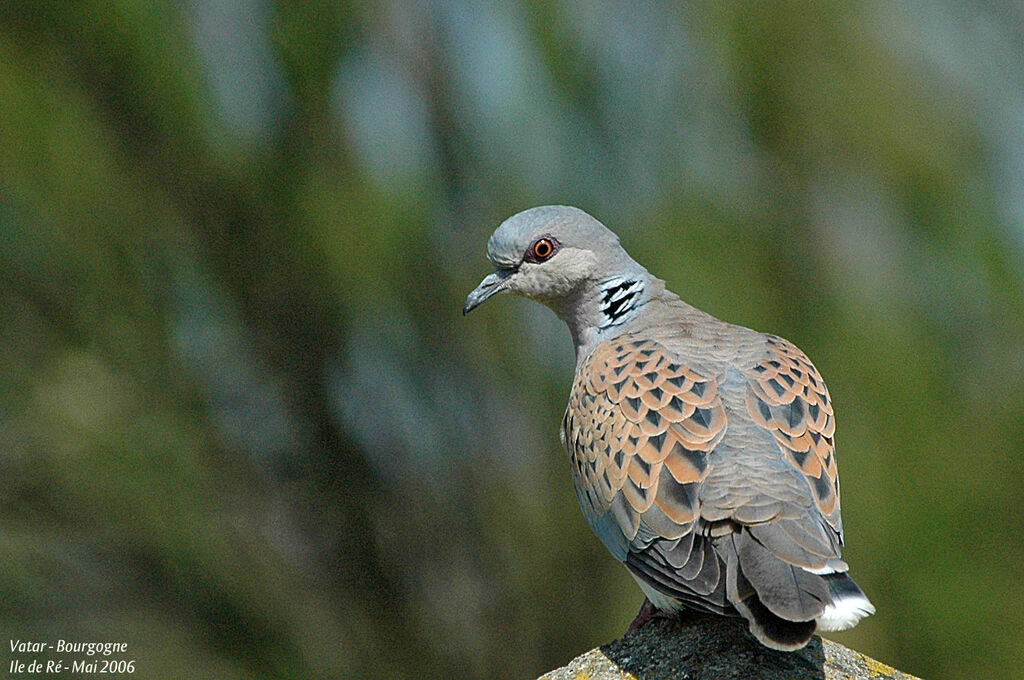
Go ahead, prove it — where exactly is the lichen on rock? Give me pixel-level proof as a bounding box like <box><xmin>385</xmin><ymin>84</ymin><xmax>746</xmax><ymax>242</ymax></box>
<box><xmin>537</xmin><ymin>615</ymin><xmax>919</xmax><ymax>680</ymax></box>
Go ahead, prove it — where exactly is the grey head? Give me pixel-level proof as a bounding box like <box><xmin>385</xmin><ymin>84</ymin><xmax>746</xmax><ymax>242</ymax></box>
<box><xmin>464</xmin><ymin>206</ymin><xmax>658</xmax><ymax>351</ymax></box>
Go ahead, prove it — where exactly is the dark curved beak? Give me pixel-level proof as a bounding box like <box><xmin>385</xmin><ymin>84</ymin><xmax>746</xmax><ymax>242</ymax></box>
<box><xmin>463</xmin><ymin>270</ymin><xmax>512</xmax><ymax>315</ymax></box>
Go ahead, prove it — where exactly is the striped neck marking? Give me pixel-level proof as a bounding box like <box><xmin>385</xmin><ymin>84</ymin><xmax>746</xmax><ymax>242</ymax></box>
<box><xmin>599</xmin><ymin>277</ymin><xmax>644</xmax><ymax>328</ymax></box>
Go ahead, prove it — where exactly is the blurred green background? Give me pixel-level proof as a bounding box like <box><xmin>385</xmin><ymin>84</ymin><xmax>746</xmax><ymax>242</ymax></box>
<box><xmin>1</xmin><ymin>2</ymin><xmax>1022</xmax><ymax>678</ymax></box>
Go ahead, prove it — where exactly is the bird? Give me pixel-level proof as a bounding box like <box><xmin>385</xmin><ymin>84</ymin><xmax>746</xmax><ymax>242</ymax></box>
<box><xmin>463</xmin><ymin>205</ymin><xmax>875</xmax><ymax>651</ymax></box>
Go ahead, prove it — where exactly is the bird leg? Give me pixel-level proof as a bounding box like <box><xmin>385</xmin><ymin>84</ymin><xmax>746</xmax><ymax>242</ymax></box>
<box><xmin>626</xmin><ymin>597</ymin><xmax>671</xmax><ymax>633</ymax></box>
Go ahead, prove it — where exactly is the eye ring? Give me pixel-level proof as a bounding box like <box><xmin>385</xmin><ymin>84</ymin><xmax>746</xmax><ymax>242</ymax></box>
<box><xmin>527</xmin><ymin>237</ymin><xmax>558</xmax><ymax>262</ymax></box>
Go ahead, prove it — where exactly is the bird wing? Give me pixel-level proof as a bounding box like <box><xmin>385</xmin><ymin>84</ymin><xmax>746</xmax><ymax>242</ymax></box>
<box><xmin>562</xmin><ymin>334</ymin><xmax>727</xmax><ymax>607</ymax></box>
<box><xmin>743</xmin><ymin>334</ymin><xmax>842</xmax><ymax>534</ymax></box>
<box><xmin>562</xmin><ymin>332</ymin><xmax>844</xmax><ymax>614</ymax></box>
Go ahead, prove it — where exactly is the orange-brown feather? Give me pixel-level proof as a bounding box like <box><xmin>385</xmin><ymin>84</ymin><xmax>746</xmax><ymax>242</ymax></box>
<box><xmin>566</xmin><ymin>335</ymin><xmax>724</xmax><ymax>540</ymax></box>
<box><xmin>745</xmin><ymin>336</ymin><xmax>840</xmax><ymax>523</ymax></box>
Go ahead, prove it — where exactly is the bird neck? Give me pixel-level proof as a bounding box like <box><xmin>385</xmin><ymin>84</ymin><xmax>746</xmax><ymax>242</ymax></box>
<box><xmin>597</xmin><ymin>275</ymin><xmax>647</xmax><ymax>328</ymax></box>
<box><xmin>557</xmin><ymin>270</ymin><xmax>669</xmax><ymax>365</ymax></box>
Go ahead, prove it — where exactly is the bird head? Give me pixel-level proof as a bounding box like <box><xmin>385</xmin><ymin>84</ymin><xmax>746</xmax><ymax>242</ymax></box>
<box><xmin>463</xmin><ymin>205</ymin><xmax>637</xmax><ymax>316</ymax></box>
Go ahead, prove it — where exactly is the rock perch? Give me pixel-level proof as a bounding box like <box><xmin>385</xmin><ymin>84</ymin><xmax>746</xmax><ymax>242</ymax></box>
<box><xmin>537</xmin><ymin>616</ymin><xmax>919</xmax><ymax>680</ymax></box>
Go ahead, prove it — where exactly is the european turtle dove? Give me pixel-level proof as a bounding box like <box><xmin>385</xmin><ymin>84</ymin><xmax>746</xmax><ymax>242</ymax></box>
<box><xmin>463</xmin><ymin>205</ymin><xmax>874</xmax><ymax>651</ymax></box>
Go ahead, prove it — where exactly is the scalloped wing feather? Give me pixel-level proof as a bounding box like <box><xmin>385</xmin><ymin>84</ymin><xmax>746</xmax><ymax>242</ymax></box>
<box><xmin>744</xmin><ymin>335</ymin><xmax>842</xmax><ymax>532</ymax></box>
<box><xmin>564</xmin><ymin>336</ymin><xmax>724</xmax><ymax>551</ymax></box>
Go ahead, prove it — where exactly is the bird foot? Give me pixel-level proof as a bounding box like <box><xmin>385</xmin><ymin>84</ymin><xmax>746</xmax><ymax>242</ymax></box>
<box><xmin>626</xmin><ymin>597</ymin><xmax>671</xmax><ymax>633</ymax></box>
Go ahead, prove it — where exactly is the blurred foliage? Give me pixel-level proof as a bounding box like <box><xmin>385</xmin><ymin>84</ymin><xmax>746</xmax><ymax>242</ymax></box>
<box><xmin>1</xmin><ymin>1</ymin><xmax>1023</xmax><ymax>679</ymax></box>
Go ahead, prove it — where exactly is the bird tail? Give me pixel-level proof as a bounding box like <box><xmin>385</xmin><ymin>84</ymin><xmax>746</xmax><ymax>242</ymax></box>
<box><xmin>816</xmin><ymin>572</ymin><xmax>875</xmax><ymax>631</ymax></box>
<box><xmin>724</xmin><ymin>530</ymin><xmax>874</xmax><ymax>651</ymax></box>
<box><xmin>732</xmin><ymin>593</ymin><xmax>818</xmax><ymax>650</ymax></box>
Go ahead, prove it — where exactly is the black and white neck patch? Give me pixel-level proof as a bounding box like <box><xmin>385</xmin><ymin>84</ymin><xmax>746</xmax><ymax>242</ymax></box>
<box><xmin>598</xmin><ymin>277</ymin><xmax>644</xmax><ymax>328</ymax></box>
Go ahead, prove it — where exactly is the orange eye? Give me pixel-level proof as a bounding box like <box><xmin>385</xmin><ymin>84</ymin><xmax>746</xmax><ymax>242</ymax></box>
<box><xmin>532</xmin><ymin>238</ymin><xmax>554</xmax><ymax>260</ymax></box>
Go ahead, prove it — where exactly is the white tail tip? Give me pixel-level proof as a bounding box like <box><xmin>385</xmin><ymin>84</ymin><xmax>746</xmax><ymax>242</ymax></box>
<box><xmin>816</xmin><ymin>594</ymin><xmax>876</xmax><ymax>631</ymax></box>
